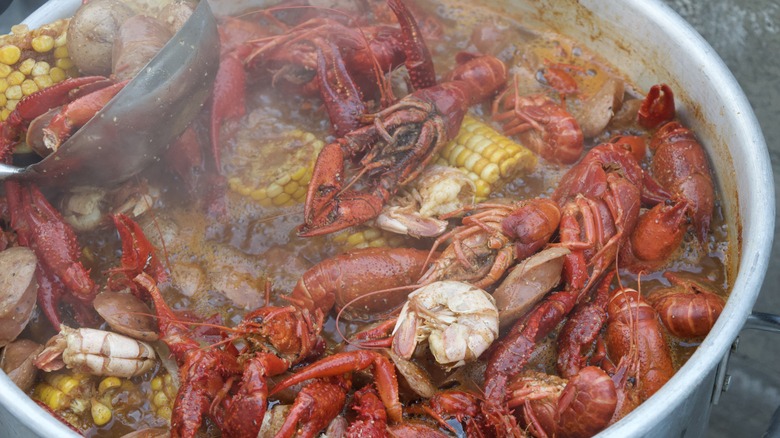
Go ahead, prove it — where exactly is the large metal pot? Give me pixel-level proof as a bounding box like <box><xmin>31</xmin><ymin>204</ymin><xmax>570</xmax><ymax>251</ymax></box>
<box><xmin>0</xmin><ymin>0</ymin><xmax>774</xmax><ymax>436</ymax></box>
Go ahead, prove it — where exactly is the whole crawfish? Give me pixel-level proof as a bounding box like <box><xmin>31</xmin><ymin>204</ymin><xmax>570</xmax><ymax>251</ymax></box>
<box><xmin>418</xmin><ymin>197</ymin><xmax>561</xmax><ymax>289</ymax></box>
<box><xmin>492</xmin><ymin>74</ymin><xmax>584</xmax><ymax>165</ymax></box>
<box><xmin>2</xmin><ymin>180</ymin><xmax>96</xmax><ymax>327</ymax></box>
<box><xmin>210</xmin><ymin>0</ymin><xmax>437</xmax><ymax>159</ymax></box>
<box><xmin>298</xmin><ymin>50</ymin><xmax>508</xmax><ymax>236</ymax></box>
<box><xmin>650</xmin><ymin>120</ymin><xmax>715</xmax><ymax>243</ymax></box>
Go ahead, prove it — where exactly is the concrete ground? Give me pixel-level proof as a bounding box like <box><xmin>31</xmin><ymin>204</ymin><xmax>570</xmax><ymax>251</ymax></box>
<box><xmin>1</xmin><ymin>0</ymin><xmax>779</xmax><ymax>436</ymax></box>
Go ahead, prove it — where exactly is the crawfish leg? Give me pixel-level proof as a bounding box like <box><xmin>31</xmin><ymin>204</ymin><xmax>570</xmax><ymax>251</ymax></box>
<box><xmin>42</xmin><ymin>80</ymin><xmax>127</xmax><ymax>150</ymax></box>
<box><xmin>271</xmin><ymin>350</ymin><xmax>402</xmax><ymax>422</ymax></box>
<box><xmin>317</xmin><ymin>43</ymin><xmax>366</xmax><ymax>137</ymax></box>
<box><xmin>387</xmin><ymin>0</ymin><xmax>436</xmax><ymax>90</ymax></box>
<box><xmin>275</xmin><ymin>376</ymin><xmax>350</xmax><ymax>438</ymax></box>
<box><xmin>345</xmin><ymin>386</ymin><xmax>389</xmax><ymax>437</ymax></box>
<box><xmin>173</xmin><ymin>349</ymin><xmax>244</xmax><ymax>438</ymax></box>
<box><xmin>218</xmin><ymin>352</ymin><xmax>290</xmax><ymax>438</ymax></box>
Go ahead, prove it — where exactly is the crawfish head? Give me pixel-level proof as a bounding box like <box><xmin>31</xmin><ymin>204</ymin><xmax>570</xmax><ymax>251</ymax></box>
<box><xmin>237</xmin><ymin>306</ymin><xmax>323</xmax><ymax>363</ymax></box>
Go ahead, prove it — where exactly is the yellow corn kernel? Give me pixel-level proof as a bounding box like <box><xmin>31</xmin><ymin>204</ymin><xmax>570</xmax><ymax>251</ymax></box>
<box><xmin>55</xmin><ymin>57</ymin><xmax>73</xmax><ymax>70</ymax></box>
<box><xmin>0</xmin><ymin>64</ymin><xmax>11</xmax><ymax>78</ymax></box>
<box><xmin>98</xmin><ymin>377</ymin><xmax>122</xmax><ymax>394</ymax></box>
<box><xmin>31</xmin><ymin>35</ymin><xmax>55</xmax><ymax>53</ymax></box>
<box><xmin>250</xmin><ymin>188</ymin><xmax>267</xmax><ymax>201</ymax></box>
<box><xmin>265</xmin><ymin>183</ymin><xmax>283</xmax><ymax>199</ymax></box>
<box><xmin>17</xmin><ymin>58</ymin><xmax>35</xmax><ymax>75</ymax></box>
<box><xmin>283</xmin><ymin>180</ymin><xmax>299</xmax><ymax>195</ymax></box>
<box><xmin>34</xmin><ymin>383</ymin><xmax>68</xmax><ymax>410</ymax></box>
<box><xmin>150</xmin><ymin>376</ymin><xmax>163</xmax><ymax>391</ymax></box>
<box><xmin>49</xmin><ymin>66</ymin><xmax>66</xmax><ymax>83</ymax></box>
<box><xmin>475</xmin><ymin>179</ymin><xmax>490</xmax><ymax>199</ymax></box>
<box><xmin>274</xmin><ymin>174</ymin><xmax>291</xmax><ymax>187</ymax></box>
<box><xmin>31</xmin><ymin>61</ymin><xmax>50</xmax><ymax>77</ymax></box>
<box><xmin>272</xmin><ymin>192</ymin><xmax>291</xmax><ymax>206</ymax></box>
<box><xmin>21</xmin><ymin>79</ymin><xmax>38</xmax><ymax>96</ymax></box>
<box><xmin>346</xmin><ymin>232</ymin><xmax>366</xmax><ymax>247</ymax></box>
<box><xmin>157</xmin><ymin>406</ymin><xmax>172</xmax><ymax>421</ymax></box>
<box><xmin>336</xmin><ymin>226</ymin><xmax>406</xmax><ymax>251</ymax></box>
<box><xmin>292</xmin><ymin>186</ymin><xmax>307</xmax><ymax>202</ymax></box>
<box><xmin>48</xmin><ymin>373</ymin><xmax>80</xmax><ymax>395</ymax></box>
<box><xmin>290</xmin><ymin>166</ymin><xmax>307</xmax><ymax>181</ymax></box>
<box><xmin>152</xmin><ymin>391</ymin><xmax>169</xmax><ymax>408</ymax></box>
<box><xmin>1</xmin><ymin>108</ymin><xmax>10</xmax><ymax>121</ymax></box>
<box><xmin>0</xmin><ymin>94</ymin><xmax>6</xmax><ymax>107</ymax></box>
<box><xmin>53</xmin><ymin>45</ymin><xmax>68</xmax><ymax>59</ymax></box>
<box><xmin>34</xmin><ymin>75</ymin><xmax>54</xmax><ymax>89</ymax></box>
<box><xmin>54</xmin><ymin>32</ymin><xmax>67</xmax><ymax>48</ymax></box>
<box><xmin>5</xmin><ymin>84</ymin><xmax>22</xmax><ymax>100</ymax></box>
<box><xmin>463</xmin><ymin>153</ymin><xmax>480</xmax><ymax>172</ymax></box>
<box><xmin>91</xmin><ymin>399</ymin><xmax>112</xmax><ymax>426</ymax></box>
<box><xmin>0</xmin><ymin>45</ymin><xmax>21</xmax><ymax>65</ymax></box>
<box><xmin>6</xmin><ymin>71</ymin><xmax>24</xmax><ymax>86</ymax></box>
<box><xmin>5</xmin><ymin>99</ymin><xmax>18</xmax><ymax>112</ymax></box>
<box><xmin>0</xmin><ymin>78</ymin><xmax>10</xmax><ymax>94</ymax></box>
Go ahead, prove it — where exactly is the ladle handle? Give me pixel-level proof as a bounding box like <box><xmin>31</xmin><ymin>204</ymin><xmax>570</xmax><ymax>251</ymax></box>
<box><xmin>0</xmin><ymin>163</ymin><xmax>24</xmax><ymax>180</ymax></box>
<box><xmin>744</xmin><ymin>312</ymin><xmax>780</xmax><ymax>333</ymax></box>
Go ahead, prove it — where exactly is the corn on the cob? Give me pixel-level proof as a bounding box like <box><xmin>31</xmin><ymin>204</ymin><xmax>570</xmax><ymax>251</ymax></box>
<box><xmin>435</xmin><ymin>115</ymin><xmax>537</xmax><ymax>200</ymax></box>
<box><xmin>0</xmin><ymin>20</ymin><xmax>75</xmax><ymax>121</ymax></box>
<box><xmin>332</xmin><ymin>225</ymin><xmax>408</xmax><ymax>251</ymax></box>
<box><xmin>149</xmin><ymin>372</ymin><xmax>176</xmax><ymax>422</ymax></box>
<box><xmin>33</xmin><ymin>372</ymin><xmax>93</xmax><ymax>411</ymax></box>
<box><xmin>227</xmin><ymin>129</ymin><xmax>324</xmax><ymax>207</ymax></box>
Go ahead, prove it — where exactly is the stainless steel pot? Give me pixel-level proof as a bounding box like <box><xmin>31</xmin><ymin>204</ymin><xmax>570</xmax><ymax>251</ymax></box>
<box><xmin>0</xmin><ymin>0</ymin><xmax>774</xmax><ymax>437</ymax></box>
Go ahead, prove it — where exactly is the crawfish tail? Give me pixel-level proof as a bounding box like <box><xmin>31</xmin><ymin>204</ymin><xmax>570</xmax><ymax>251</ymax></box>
<box><xmin>291</xmin><ymin>247</ymin><xmax>432</xmax><ymax>317</ymax></box>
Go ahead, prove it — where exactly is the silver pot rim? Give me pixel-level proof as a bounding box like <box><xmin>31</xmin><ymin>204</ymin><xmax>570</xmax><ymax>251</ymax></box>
<box><xmin>0</xmin><ymin>0</ymin><xmax>774</xmax><ymax>437</ymax></box>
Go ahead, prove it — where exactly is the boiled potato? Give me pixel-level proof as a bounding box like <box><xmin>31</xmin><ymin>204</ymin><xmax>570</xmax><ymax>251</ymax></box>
<box><xmin>67</xmin><ymin>0</ymin><xmax>135</xmax><ymax>75</ymax></box>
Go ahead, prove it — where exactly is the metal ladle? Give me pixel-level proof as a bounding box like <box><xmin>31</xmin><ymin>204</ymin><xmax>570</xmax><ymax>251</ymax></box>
<box><xmin>0</xmin><ymin>0</ymin><xmax>220</xmax><ymax>187</ymax></box>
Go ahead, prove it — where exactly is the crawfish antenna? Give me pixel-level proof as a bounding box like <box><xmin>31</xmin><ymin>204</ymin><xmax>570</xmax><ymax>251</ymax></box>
<box><xmin>334</xmin><ymin>285</ymin><xmax>416</xmax><ymax>348</ymax></box>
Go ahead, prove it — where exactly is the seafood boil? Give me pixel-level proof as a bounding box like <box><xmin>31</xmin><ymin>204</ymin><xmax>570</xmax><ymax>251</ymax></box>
<box><xmin>0</xmin><ymin>0</ymin><xmax>732</xmax><ymax>437</ymax></box>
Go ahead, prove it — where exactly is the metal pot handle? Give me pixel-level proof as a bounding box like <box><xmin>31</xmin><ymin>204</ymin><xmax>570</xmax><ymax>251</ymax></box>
<box><xmin>713</xmin><ymin>312</ymin><xmax>780</xmax><ymax>405</ymax></box>
<box><xmin>743</xmin><ymin>312</ymin><xmax>780</xmax><ymax>333</ymax></box>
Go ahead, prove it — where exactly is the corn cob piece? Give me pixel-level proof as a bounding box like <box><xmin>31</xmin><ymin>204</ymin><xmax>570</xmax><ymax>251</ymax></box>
<box><xmin>149</xmin><ymin>372</ymin><xmax>176</xmax><ymax>421</ymax></box>
<box><xmin>33</xmin><ymin>372</ymin><xmax>94</xmax><ymax>430</ymax></box>
<box><xmin>227</xmin><ymin>129</ymin><xmax>324</xmax><ymax>207</ymax></box>
<box><xmin>435</xmin><ymin>115</ymin><xmax>537</xmax><ymax>200</ymax></box>
<box><xmin>33</xmin><ymin>372</ymin><xmax>93</xmax><ymax>412</ymax></box>
<box><xmin>332</xmin><ymin>225</ymin><xmax>408</xmax><ymax>252</ymax></box>
<box><xmin>0</xmin><ymin>19</ymin><xmax>75</xmax><ymax>121</ymax></box>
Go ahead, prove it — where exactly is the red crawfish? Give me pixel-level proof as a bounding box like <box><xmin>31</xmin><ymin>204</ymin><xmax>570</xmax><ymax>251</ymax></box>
<box><xmin>492</xmin><ymin>74</ymin><xmax>584</xmax><ymax>165</ymax></box>
<box><xmin>647</xmin><ymin>272</ymin><xmax>725</xmax><ymax>339</ymax></box>
<box><xmin>298</xmin><ymin>51</ymin><xmax>507</xmax><ymax>236</ymax></box>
